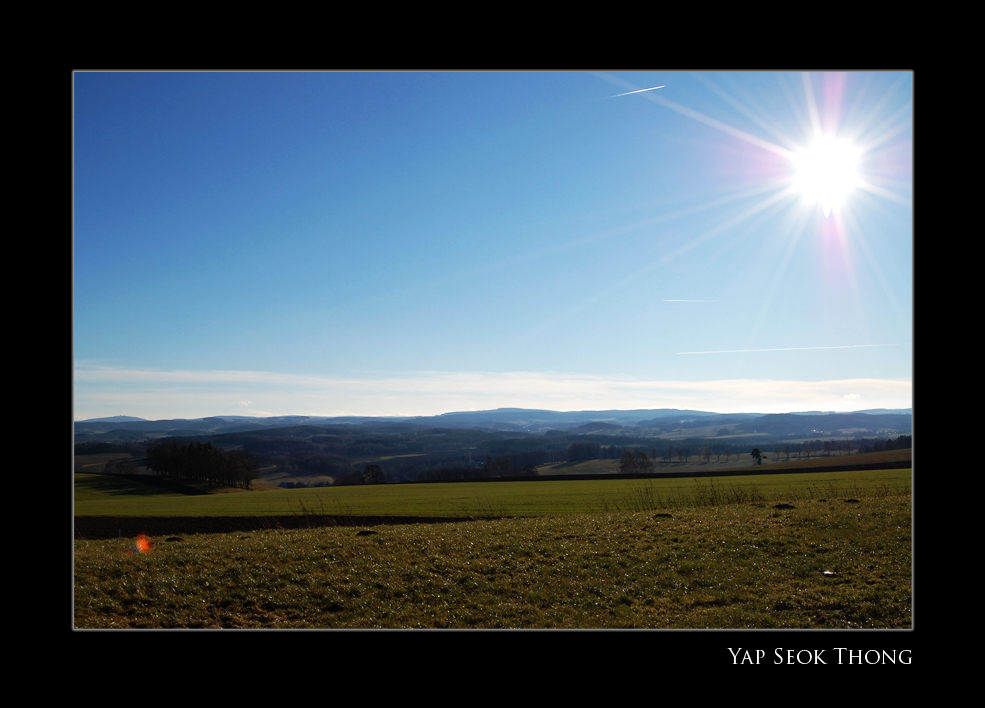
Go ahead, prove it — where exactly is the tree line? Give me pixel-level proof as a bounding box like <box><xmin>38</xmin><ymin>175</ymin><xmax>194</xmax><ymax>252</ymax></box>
<box><xmin>854</xmin><ymin>434</ymin><xmax>911</xmax><ymax>454</ymax></box>
<box><xmin>765</xmin><ymin>435</ymin><xmax>912</xmax><ymax>461</ymax></box>
<box><xmin>75</xmin><ymin>441</ymin><xmax>144</xmax><ymax>456</ymax></box>
<box><xmin>145</xmin><ymin>439</ymin><xmax>258</xmax><ymax>489</ymax></box>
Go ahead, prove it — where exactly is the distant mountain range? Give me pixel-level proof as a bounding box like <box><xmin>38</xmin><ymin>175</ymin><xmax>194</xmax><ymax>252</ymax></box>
<box><xmin>80</xmin><ymin>415</ymin><xmax>148</xmax><ymax>423</ymax></box>
<box><xmin>75</xmin><ymin>407</ymin><xmax>911</xmax><ymax>440</ymax></box>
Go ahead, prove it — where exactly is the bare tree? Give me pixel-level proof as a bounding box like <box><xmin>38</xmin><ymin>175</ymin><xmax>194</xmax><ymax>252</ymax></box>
<box><xmin>363</xmin><ymin>464</ymin><xmax>385</xmax><ymax>484</ymax></box>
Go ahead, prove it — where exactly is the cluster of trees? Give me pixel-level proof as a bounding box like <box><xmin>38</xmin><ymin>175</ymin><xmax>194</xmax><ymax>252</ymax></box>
<box><xmin>766</xmin><ymin>435</ymin><xmax>911</xmax><ymax>461</ymax></box>
<box><xmin>103</xmin><ymin>458</ymin><xmax>138</xmax><ymax>474</ymax></box>
<box><xmin>417</xmin><ymin>466</ymin><xmax>496</xmax><ymax>482</ymax></box>
<box><xmin>853</xmin><ymin>434</ymin><xmax>911</xmax><ymax>454</ymax></box>
<box><xmin>145</xmin><ymin>439</ymin><xmax>258</xmax><ymax>489</ymax></box>
<box><xmin>333</xmin><ymin>464</ymin><xmax>386</xmax><ymax>487</ymax></box>
<box><xmin>484</xmin><ymin>456</ymin><xmax>514</xmax><ymax>476</ymax></box>
<box><xmin>568</xmin><ymin>443</ymin><xmax>601</xmax><ymax>462</ymax></box>
<box><xmin>482</xmin><ymin>456</ymin><xmax>538</xmax><ymax>477</ymax></box>
<box><xmin>487</xmin><ymin>448</ymin><xmax>551</xmax><ymax>469</ymax></box>
<box><xmin>619</xmin><ymin>450</ymin><xmax>655</xmax><ymax>474</ymax></box>
<box><xmin>782</xmin><ymin>439</ymin><xmax>854</xmax><ymax>459</ymax></box>
<box><xmin>273</xmin><ymin>450</ymin><xmax>353</xmax><ymax>477</ymax></box>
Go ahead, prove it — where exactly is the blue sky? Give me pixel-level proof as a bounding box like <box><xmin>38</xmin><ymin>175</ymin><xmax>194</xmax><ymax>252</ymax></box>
<box><xmin>73</xmin><ymin>71</ymin><xmax>912</xmax><ymax>420</ymax></box>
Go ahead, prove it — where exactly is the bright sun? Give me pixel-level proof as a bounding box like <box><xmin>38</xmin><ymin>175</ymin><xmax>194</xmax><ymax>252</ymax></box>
<box><xmin>792</xmin><ymin>133</ymin><xmax>861</xmax><ymax>217</ymax></box>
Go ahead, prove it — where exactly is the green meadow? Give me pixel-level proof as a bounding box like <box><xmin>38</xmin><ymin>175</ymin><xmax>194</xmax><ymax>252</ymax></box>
<box><xmin>74</xmin><ymin>467</ymin><xmax>912</xmax><ymax>628</ymax></box>
<box><xmin>74</xmin><ymin>496</ymin><xmax>911</xmax><ymax>629</ymax></box>
<box><xmin>75</xmin><ymin>468</ymin><xmax>910</xmax><ymax>518</ymax></box>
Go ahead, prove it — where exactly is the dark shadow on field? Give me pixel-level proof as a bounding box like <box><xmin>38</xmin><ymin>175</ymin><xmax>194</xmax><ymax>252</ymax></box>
<box><xmin>74</xmin><ymin>514</ymin><xmax>490</xmax><ymax>539</ymax></box>
<box><xmin>75</xmin><ymin>474</ymin><xmax>209</xmax><ymax>497</ymax></box>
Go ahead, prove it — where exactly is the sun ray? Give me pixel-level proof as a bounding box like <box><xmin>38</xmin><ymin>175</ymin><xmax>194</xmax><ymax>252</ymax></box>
<box><xmin>488</xmin><ymin>180</ymin><xmax>786</xmax><ymax>269</ymax></box>
<box><xmin>801</xmin><ymin>73</ymin><xmax>825</xmax><ymax>140</ymax></box>
<box><xmin>640</xmin><ymin>90</ymin><xmax>794</xmax><ymax>160</ymax></box>
<box><xmin>659</xmin><ymin>184</ymin><xmax>796</xmax><ymax>263</ymax></box>
<box><xmin>825</xmin><ymin>208</ymin><xmax>871</xmax><ymax>349</ymax></box>
<box><xmin>837</xmin><ymin>199</ymin><xmax>911</xmax><ymax>333</ymax></box>
<box><xmin>471</xmin><ymin>181</ymin><xmax>799</xmax><ymax>369</ymax></box>
<box><xmin>846</xmin><ymin>77</ymin><xmax>912</xmax><ymax>147</ymax></box>
<box><xmin>692</xmin><ymin>73</ymin><xmax>803</xmax><ymax>152</ymax></box>
<box><xmin>857</xmin><ymin>103</ymin><xmax>913</xmax><ymax>153</ymax></box>
<box><xmin>819</xmin><ymin>72</ymin><xmax>848</xmax><ymax>137</ymax></box>
<box><xmin>595</xmin><ymin>71</ymin><xmax>796</xmax><ymax>160</ymax></box>
<box><xmin>856</xmin><ymin>178</ymin><xmax>911</xmax><ymax>206</ymax></box>
<box><xmin>737</xmin><ymin>201</ymin><xmax>813</xmax><ymax>354</ymax></box>
<box><xmin>478</xmin><ymin>72</ymin><xmax>909</xmax><ymax>380</ymax></box>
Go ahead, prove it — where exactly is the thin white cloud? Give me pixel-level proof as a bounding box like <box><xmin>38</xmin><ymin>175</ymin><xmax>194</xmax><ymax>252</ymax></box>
<box><xmin>74</xmin><ymin>364</ymin><xmax>911</xmax><ymax>420</ymax></box>
<box><xmin>678</xmin><ymin>344</ymin><xmax>894</xmax><ymax>355</ymax></box>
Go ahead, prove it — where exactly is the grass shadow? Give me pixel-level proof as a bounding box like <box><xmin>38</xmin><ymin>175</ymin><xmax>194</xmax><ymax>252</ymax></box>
<box><xmin>75</xmin><ymin>473</ymin><xmax>207</xmax><ymax>497</ymax></box>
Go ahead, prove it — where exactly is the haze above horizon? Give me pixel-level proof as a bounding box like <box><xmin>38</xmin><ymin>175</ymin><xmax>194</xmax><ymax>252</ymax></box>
<box><xmin>74</xmin><ymin>72</ymin><xmax>912</xmax><ymax>421</ymax></box>
<box><xmin>77</xmin><ymin>405</ymin><xmax>912</xmax><ymax>425</ymax></box>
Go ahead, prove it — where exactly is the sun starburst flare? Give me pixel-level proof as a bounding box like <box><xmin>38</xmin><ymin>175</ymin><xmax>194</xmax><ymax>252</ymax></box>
<box><xmin>792</xmin><ymin>133</ymin><xmax>862</xmax><ymax>217</ymax></box>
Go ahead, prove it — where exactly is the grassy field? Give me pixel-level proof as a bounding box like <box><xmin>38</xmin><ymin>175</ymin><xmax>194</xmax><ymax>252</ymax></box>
<box><xmin>746</xmin><ymin>448</ymin><xmax>911</xmax><ymax>470</ymax></box>
<box><xmin>74</xmin><ymin>458</ymin><xmax>912</xmax><ymax>628</ymax></box>
<box><xmin>536</xmin><ymin>447</ymin><xmax>910</xmax><ymax>475</ymax></box>
<box><xmin>74</xmin><ymin>494</ymin><xmax>911</xmax><ymax>628</ymax></box>
<box><xmin>75</xmin><ymin>467</ymin><xmax>910</xmax><ymax>517</ymax></box>
<box><xmin>74</xmin><ymin>453</ymin><xmax>143</xmax><ymax>474</ymax></box>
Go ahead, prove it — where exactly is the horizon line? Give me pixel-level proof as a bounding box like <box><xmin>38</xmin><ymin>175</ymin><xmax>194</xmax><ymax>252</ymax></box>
<box><xmin>75</xmin><ymin>404</ymin><xmax>912</xmax><ymax>424</ymax></box>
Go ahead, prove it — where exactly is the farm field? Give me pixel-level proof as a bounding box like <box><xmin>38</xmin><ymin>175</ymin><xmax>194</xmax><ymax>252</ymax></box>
<box><xmin>745</xmin><ymin>448</ymin><xmax>911</xmax><ymax>471</ymax></box>
<box><xmin>75</xmin><ymin>467</ymin><xmax>910</xmax><ymax>518</ymax></box>
<box><xmin>74</xmin><ymin>493</ymin><xmax>911</xmax><ymax>628</ymax></box>
<box><xmin>74</xmin><ymin>460</ymin><xmax>912</xmax><ymax>628</ymax></box>
<box><xmin>75</xmin><ymin>452</ymin><xmax>146</xmax><ymax>474</ymax></box>
<box><xmin>536</xmin><ymin>447</ymin><xmax>910</xmax><ymax>476</ymax></box>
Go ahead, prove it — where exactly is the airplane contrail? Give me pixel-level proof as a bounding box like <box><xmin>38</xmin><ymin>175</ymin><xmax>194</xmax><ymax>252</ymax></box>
<box><xmin>677</xmin><ymin>344</ymin><xmax>894</xmax><ymax>355</ymax></box>
<box><xmin>610</xmin><ymin>85</ymin><xmax>665</xmax><ymax>98</ymax></box>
